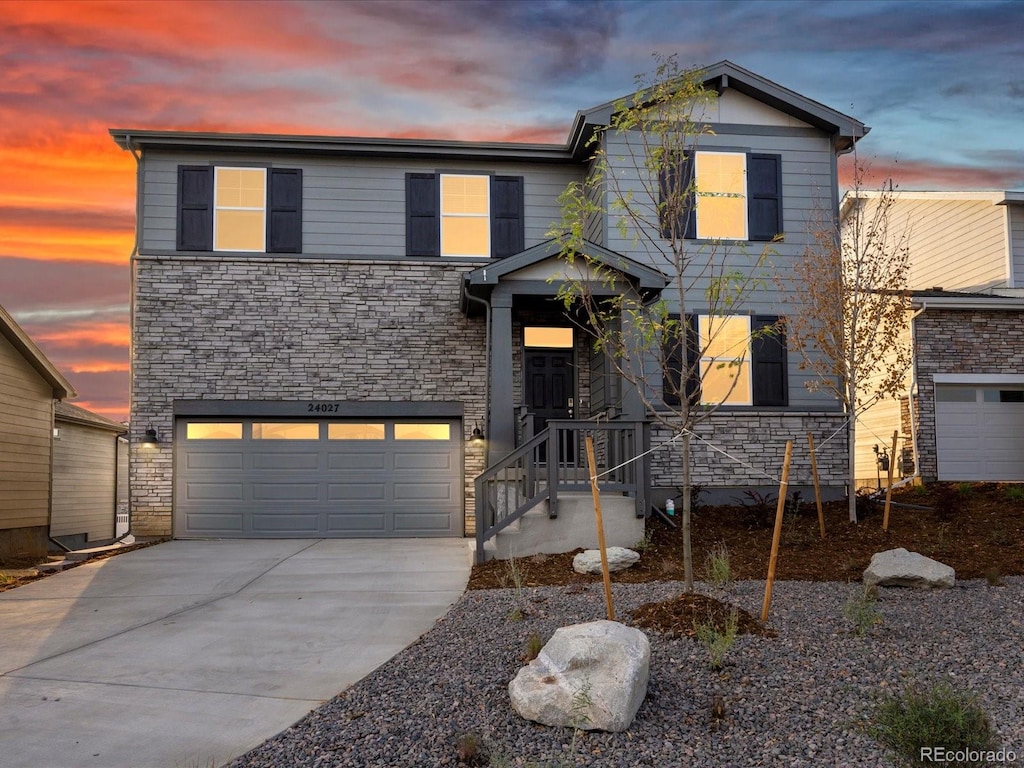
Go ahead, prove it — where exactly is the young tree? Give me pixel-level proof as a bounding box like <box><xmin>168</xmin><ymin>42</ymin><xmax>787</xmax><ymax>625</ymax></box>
<box><xmin>785</xmin><ymin>161</ymin><xmax>912</xmax><ymax>522</ymax></box>
<box><xmin>549</xmin><ymin>56</ymin><xmax>780</xmax><ymax>590</ymax></box>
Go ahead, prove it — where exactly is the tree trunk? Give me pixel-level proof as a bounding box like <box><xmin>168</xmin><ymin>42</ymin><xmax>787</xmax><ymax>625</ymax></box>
<box><xmin>681</xmin><ymin>430</ymin><xmax>694</xmax><ymax>591</ymax></box>
<box><xmin>848</xmin><ymin>419</ymin><xmax>858</xmax><ymax>523</ymax></box>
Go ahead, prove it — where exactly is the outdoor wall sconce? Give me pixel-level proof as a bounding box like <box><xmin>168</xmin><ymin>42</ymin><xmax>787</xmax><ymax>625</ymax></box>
<box><xmin>141</xmin><ymin>427</ymin><xmax>159</xmax><ymax>445</ymax></box>
<box><xmin>469</xmin><ymin>424</ymin><xmax>485</xmax><ymax>443</ymax></box>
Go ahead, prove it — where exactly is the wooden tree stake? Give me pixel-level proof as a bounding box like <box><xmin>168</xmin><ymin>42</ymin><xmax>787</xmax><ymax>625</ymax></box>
<box><xmin>761</xmin><ymin>440</ymin><xmax>793</xmax><ymax>623</ymax></box>
<box><xmin>882</xmin><ymin>430</ymin><xmax>898</xmax><ymax>532</ymax></box>
<box><xmin>807</xmin><ymin>432</ymin><xmax>826</xmax><ymax>540</ymax></box>
<box><xmin>585</xmin><ymin>434</ymin><xmax>615</xmax><ymax>621</ymax></box>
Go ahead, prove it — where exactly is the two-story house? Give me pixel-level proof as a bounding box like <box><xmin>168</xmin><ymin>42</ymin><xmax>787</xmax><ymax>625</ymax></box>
<box><xmin>112</xmin><ymin>61</ymin><xmax>864</xmax><ymax>552</ymax></box>
<box><xmin>845</xmin><ymin>191</ymin><xmax>1024</xmax><ymax>488</ymax></box>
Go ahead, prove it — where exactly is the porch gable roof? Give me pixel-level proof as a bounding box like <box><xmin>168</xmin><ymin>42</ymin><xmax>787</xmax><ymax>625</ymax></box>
<box><xmin>462</xmin><ymin>239</ymin><xmax>668</xmax><ymax>313</ymax></box>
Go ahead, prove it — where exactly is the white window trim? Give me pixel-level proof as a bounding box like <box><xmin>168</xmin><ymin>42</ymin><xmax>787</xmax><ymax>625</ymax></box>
<box><xmin>440</xmin><ymin>173</ymin><xmax>490</xmax><ymax>258</ymax></box>
<box><xmin>214</xmin><ymin>166</ymin><xmax>267</xmax><ymax>253</ymax></box>
<box><xmin>695</xmin><ymin>151</ymin><xmax>748</xmax><ymax>241</ymax></box>
<box><xmin>933</xmin><ymin>374</ymin><xmax>1024</xmax><ymax>385</ymax></box>
<box><xmin>698</xmin><ymin>314</ymin><xmax>753</xmax><ymax>406</ymax></box>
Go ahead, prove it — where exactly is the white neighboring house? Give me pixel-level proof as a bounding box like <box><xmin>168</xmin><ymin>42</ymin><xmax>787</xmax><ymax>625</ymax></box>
<box><xmin>842</xmin><ymin>191</ymin><xmax>1024</xmax><ymax>487</ymax></box>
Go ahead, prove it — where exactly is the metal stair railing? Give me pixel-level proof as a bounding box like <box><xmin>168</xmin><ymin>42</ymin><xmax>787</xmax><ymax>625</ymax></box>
<box><xmin>474</xmin><ymin>419</ymin><xmax>650</xmax><ymax>564</ymax></box>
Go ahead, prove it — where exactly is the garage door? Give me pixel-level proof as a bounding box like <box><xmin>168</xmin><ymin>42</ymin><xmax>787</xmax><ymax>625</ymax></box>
<box><xmin>935</xmin><ymin>385</ymin><xmax>1024</xmax><ymax>481</ymax></box>
<box><xmin>175</xmin><ymin>417</ymin><xmax>463</xmax><ymax>537</ymax></box>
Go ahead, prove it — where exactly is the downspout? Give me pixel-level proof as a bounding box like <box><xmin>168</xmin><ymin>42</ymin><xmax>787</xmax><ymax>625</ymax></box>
<box><xmin>124</xmin><ymin>136</ymin><xmax>143</xmax><ymax>535</ymax></box>
<box><xmin>461</xmin><ymin>282</ymin><xmax>492</xmax><ymax>457</ymax></box>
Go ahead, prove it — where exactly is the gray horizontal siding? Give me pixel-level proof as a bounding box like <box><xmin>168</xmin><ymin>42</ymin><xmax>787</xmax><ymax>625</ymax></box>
<box><xmin>140</xmin><ymin>151</ymin><xmax>583</xmax><ymax>256</ymax></box>
<box><xmin>1011</xmin><ymin>205</ymin><xmax>1024</xmax><ymax>288</ymax></box>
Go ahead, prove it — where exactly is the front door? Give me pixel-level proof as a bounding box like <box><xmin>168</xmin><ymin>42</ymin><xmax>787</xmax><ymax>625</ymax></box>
<box><xmin>524</xmin><ymin>349</ymin><xmax>574</xmax><ymax>462</ymax></box>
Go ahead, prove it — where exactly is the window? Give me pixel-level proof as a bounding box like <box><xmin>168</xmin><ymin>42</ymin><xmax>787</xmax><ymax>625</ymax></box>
<box><xmin>659</xmin><ymin>152</ymin><xmax>782</xmax><ymax>242</ymax></box>
<box><xmin>699</xmin><ymin>315</ymin><xmax>751</xmax><ymax>405</ymax></box>
<box><xmin>252</xmin><ymin>423</ymin><xmax>319</xmax><ymax>440</ymax></box>
<box><xmin>186</xmin><ymin>423</ymin><xmax>243</xmax><ymax>440</ymax></box>
<box><xmin>394</xmin><ymin>423</ymin><xmax>451</xmax><ymax>440</ymax></box>
<box><xmin>663</xmin><ymin>314</ymin><xmax>787</xmax><ymax>407</ymax></box>
<box><xmin>177</xmin><ymin>165</ymin><xmax>302</xmax><ymax>253</ymax></box>
<box><xmin>328</xmin><ymin>423</ymin><xmax>386</xmax><ymax>440</ymax></box>
<box><xmin>406</xmin><ymin>173</ymin><xmax>523</xmax><ymax>258</ymax></box>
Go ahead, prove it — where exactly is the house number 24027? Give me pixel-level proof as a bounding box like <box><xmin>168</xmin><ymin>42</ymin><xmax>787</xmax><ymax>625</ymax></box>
<box><xmin>307</xmin><ymin>403</ymin><xmax>341</xmax><ymax>413</ymax></box>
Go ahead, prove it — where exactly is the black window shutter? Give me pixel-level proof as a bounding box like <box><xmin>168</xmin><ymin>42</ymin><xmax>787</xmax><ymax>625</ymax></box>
<box><xmin>491</xmin><ymin>176</ymin><xmax>524</xmax><ymax>258</ymax></box>
<box><xmin>177</xmin><ymin>166</ymin><xmax>213</xmax><ymax>251</ymax></box>
<box><xmin>267</xmin><ymin>168</ymin><xmax>302</xmax><ymax>253</ymax></box>
<box><xmin>663</xmin><ymin>313</ymin><xmax>700</xmax><ymax>407</ymax></box>
<box><xmin>658</xmin><ymin>154</ymin><xmax>696</xmax><ymax>240</ymax></box>
<box><xmin>747</xmin><ymin>154</ymin><xmax>783</xmax><ymax>242</ymax></box>
<box><xmin>406</xmin><ymin>173</ymin><xmax>439</xmax><ymax>256</ymax></box>
<box><xmin>751</xmin><ymin>315</ymin><xmax>788</xmax><ymax>406</ymax></box>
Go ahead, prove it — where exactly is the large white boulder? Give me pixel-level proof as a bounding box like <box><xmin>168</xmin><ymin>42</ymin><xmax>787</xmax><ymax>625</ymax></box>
<box><xmin>863</xmin><ymin>548</ymin><xmax>955</xmax><ymax>589</ymax></box>
<box><xmin>572</xmin><ymin>547</ymin><xmax>641</xmax><ymax>574</ymax></box>
<box><xmin>508</xmin><ymin>620</ymin><xmax>649</xmax><ymax>732</ymax></box>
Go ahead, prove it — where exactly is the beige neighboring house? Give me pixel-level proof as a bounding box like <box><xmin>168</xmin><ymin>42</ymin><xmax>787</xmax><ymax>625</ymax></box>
<box><xmin>0</xmin><ymin>303</ymin><xmax>75</xmax><ymax>560</ymax></box>
<box><xmin>52</xmin><ymin>401</ymin><xmax>127</xmax><ymax>550</ymax></box>
<box><xmin>843</xmin><ymin>191</ymin><xmax>1024</xmax><ymax>489</ymax></box>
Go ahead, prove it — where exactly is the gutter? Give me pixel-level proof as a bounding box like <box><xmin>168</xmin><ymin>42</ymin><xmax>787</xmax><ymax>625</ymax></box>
<box><xmin>124</xmin><ymin>134</ymin><xmax>142</xmax><ymax>539</ymax></box>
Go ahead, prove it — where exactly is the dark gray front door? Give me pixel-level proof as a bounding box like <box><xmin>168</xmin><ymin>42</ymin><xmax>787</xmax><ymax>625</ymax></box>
<box><xmin>175</xmin><ymin>417</ymin><xmax>463</xmax><ymax>538</ymax></box>
<box><xmin>525</xmin><ymin>349</ymin><xmax>574</xmax><ymax>462</ymax></box>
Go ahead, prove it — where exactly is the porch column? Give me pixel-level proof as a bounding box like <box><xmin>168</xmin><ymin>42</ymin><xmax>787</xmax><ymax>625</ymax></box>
<box><xmin>489</xmin><ymin>293</ymin><xmax>515</xmax><ymax>465</ymax></box>
<box><xmin>619</xmin><ymin>292</ymin><xmax>647</xmax><ymax>420</ymax></box>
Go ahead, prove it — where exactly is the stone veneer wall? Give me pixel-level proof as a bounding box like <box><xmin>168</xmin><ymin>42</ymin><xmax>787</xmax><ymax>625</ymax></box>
<box><xmin>130</xmin><ymin>256</ymin><xmax>487</xmax><ymax>536</ymax></box>
<box><xmin>649</xmin><ymin>411</ymin><xmax>848</xmax><ymax>492</ymax></box>
<box><xmin>912</xmin><ymin>310</ymin><xmax>1024</xmax><ymax>481</ymax></box>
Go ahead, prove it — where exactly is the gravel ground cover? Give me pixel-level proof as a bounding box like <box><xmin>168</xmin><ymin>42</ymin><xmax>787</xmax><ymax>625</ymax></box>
<box><xmin>230</xmin><ymin>577</ymin><xmax>1024</xmax><ymax>767</ymax></box>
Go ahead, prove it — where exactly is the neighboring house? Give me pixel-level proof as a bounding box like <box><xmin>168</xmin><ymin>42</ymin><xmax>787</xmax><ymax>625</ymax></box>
<box><xmin>844</xmin><ymin>192</ymin><xmax>1024</xmax><ymax>487</ymax></box>
<box><xmin>111</xmin><ymin>60</ymin><xmax>863</xmax><ymax>548</ymax></box>
<box><xmin>0</xmin><ymin>303</ymin><xmax>75</xmax><ymax>560</ymax></box>
<box><xmin>52</xmin><ymin>401</ymin><xmax>127</xmax><ymax>550</ymax></box>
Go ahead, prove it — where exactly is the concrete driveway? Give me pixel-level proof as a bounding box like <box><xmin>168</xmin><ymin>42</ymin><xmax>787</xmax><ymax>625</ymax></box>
<box><xmin>0</xmin><ymin>538</ymin><xmax>471</xmax><ymax>768</ymax></box>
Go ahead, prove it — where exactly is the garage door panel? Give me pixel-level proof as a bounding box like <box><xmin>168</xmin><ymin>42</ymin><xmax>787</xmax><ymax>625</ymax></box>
<box><xmin>251</xmin><ymin>452</ymin><xmax>321</xmax><ymax>471</ymax></box>
<box><xmin>393</xmin><ymin>452</ymin><xmax>454</xmax><ymax>470</ymax></box>
<box><xmin>393</xmin><ymin>482</ymin><xmax>453</xmax><ymax>501</ymax></box>
<box><xmin>327</xmin><ymin>483</ymin><xmax>388</xmax><ymax>501</ymax></box>
<box><xmin>177</xmin><ymin>415</ymin><xmax>462</xmax><ymax>537</ymax></box>
<box><xmin>252</xmin><ymin>482</ymin><xmax>320</xmax><ymax>501</ymax></box>
<box><xmin>183</xmin><ymin>482</ymin><xmax>245</xmax><ymax>501</ymax></box>
<box><xmin>251</xmin><ymin>512</ymin><xmax>321</xmax><ymax>533</ymax></box>
<box><xmin>185</xmin><ymin>451</ymin><xmax>245</xmax><ymax>470</ymax></box>
<box><xmin>186</xmin><ymin>513</ymin><xmax>244</xmax><ymax>532</ymax></box>
<box><xmin>327</xmin><ymin>452</ymin><xmax>387</xmax><ymax>471</ymax></box>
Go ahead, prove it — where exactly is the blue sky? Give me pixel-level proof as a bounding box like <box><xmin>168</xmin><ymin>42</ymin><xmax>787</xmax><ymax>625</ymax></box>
<box><xmin>1</xmin><ymin>0</ymin><xmax>1021</xmax><ymax>418</ymax></box>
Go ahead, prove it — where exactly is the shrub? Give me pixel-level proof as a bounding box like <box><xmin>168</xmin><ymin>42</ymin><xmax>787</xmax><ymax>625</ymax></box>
<box><xmin>696</xmin><ymin>608</ymin><xmax>739</xmax><ymax>670</ymax></box>
<box><xmin>1004</xmin><ymin>485</ymin><xmax>1024</xmax><ymax>502</ymax></box>
<box><xmin>842</xmin><ymin>585</ymin><xmax>882</xmax><ymax>636</ymax></box>
<box><xmin>702</xmin><ymin>542</ymin><xmax>733</xmax><ymax>590</ymax></box>
<box><xmin>870</xmin><ymin>681</ymin><xmax>997</xmax><ymax>767</ymax></box>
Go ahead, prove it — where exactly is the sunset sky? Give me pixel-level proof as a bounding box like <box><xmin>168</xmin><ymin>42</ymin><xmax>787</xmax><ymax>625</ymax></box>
<box><xmin>1</xmin><ymin>0</ymin><xmax>1022</xmax><ymax>422</ymax></box>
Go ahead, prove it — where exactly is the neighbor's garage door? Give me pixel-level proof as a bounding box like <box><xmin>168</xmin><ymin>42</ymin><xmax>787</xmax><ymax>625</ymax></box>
<box><xmin>934</xmin><ymin>385</ymin><xmax>1024</xmax><ymax>481</ymax></box>
<box><xmin>175</xmin><ymin>418</ymin><xmax>462</xmax><ymax>537</ymax></box>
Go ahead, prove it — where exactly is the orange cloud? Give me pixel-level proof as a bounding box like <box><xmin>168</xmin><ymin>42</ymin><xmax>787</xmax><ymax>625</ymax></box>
<box><xmin>840</xmin><ymin>154</ymin><xmax>1022</xmax><ymax>192</ymax></box>
<box><xmin>32</xmin><ymin>321</ymin><xmax>130</xmax><ymax>348</ymax></box>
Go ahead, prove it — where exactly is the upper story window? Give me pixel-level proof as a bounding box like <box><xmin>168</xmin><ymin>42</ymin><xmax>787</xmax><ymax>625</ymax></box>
<box><xmin>659</xmin><ymin>151</ymin><xmax>782</xmax><ymax>242</ymax></box>
<box><xmin>177</xmin><ymin>165</ymin><xmax>302</xmax><ymax>253</ymax></box>
<box><xmin>214</xmin><ymin>168</ymin><xmax>266</xmax><ymax>251</ymax></box>
<box><xmin>406</xmin><ymin>172</ymin><xmax>524</xmax><ymax>259</ymax></box>
<box><xmin>441</xmin><ymin>174</ymin><xmax>490</xmax><ymax>257</ymax></box>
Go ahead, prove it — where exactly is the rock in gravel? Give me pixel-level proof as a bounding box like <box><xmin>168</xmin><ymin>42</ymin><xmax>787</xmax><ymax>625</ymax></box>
<box><xmin>508</xmin><ymin>620</ymin><xmax>650</xmax><ymax>732</ymax></box>
<box><xmin>863</xmin><ymin>547</ymin><xmax>955</xmax><ymax>589</ymax></box>
<box><xmin>572</xmin><ymin>547</ymin><xmax>641</xmax><ymax>574</ymax></box>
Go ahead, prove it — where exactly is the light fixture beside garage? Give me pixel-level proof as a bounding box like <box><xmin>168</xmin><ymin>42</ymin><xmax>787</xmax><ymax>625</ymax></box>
<box><xmin>140</xmin><ymin>427</ymin><xmax>159</xmax><ymax>445</ymax></box>
<box><xmin>470</xmin><ymin>423</ymin><xmax>485</xmax><ymax>443</ymax></box>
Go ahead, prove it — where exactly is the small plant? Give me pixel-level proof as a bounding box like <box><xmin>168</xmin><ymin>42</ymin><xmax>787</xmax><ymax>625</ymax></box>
<box><xmin>933</xmin><ymin>484</ymin><xmax>966</xmax><ymax>520</ymax></box>
<box><xmin>1004</xmin><ymin>485</ymin><xmax>1024</xmax><ymax>502</ymax></box>
<box><xmin>984</xmin><ymin>567</ymin><xmax>1004</xmax><ymax>587</ymax></box>
<box><xmin>870</xmin><ymin>680</ymin><xmax>997</xmax><ymax>767</ymax></box>
<box><xmin>736</xmin><ymin>489</ymin><xmax>776</xmax><ymax>528</ymax></box>
<box><xmin>0</xmin><ymin>571</ymin><xmax>13</xmax><ymax>586</ymax></box>
<box><xmin>501</xmin><ymin>554</ymin><xmax>529</xmax><ymax>620</ymax></box>
<box><xmin>565</xmin><ymin>680</ymin><xmax>594</xmax><ymax>763</ymax></box>
<box><xmin>785</xmin><ymin>490</ymin><xmax>804</xmax><ymax>517</ymax></box>
<box><xmin>690</xmin><ymin>483</ymin><xmax>706</xmax><ymax>512</ymax></box>
<box><xmin>842</xmin><ymin>585</ymin><xmax>882</xmax><ymax>636</ymax></box>
<box><xmin>633</xmin><ymin>529</ymin><xmax>655</xmax><ymax>552</ymax></box>
<box><xmin>695</xmin><ymin>608</ymin><xmax>739</xmax><ymax>670</ymax></box>
<box><xmin>524</xmin><ymin>631</ymin><xmax>544</xmax><ymax>662</ymax></box>
<box><xmin>702</xmin><ymin>542</ymin><xmax>733</xmax><ymax>590</ymax></box>
<box><xmin>955</xmin><ymin>482</ymin><xmax>975</xmax><ymax>497</ymax></box>
<box><xmin>855</xmin><ymin>489</ymin><xmax>880</xmax><ymax>519</ymax></box>
<box><xmin>454</xmin><ymin>732</ymin><xmax>486</xmax><ymax>766</ymax></box>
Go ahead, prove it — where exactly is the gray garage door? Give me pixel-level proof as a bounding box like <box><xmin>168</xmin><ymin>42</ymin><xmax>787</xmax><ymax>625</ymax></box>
<box><xmin>935</xmin><ymin>385</ymin><xmax>1024</xmax><ymax>481</ymax></box>
<box><xmin>175</xmin><ymin>418</ymin><xmax>463</xmax><ymax>537</ymax></box>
